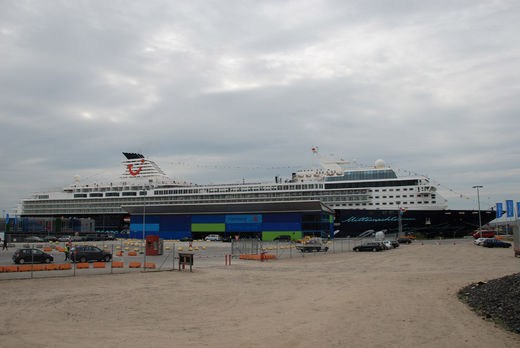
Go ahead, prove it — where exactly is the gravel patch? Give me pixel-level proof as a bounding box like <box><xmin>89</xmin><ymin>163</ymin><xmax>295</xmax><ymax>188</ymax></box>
<box><xmin>459</xmin><ymin>273</ymin><xmax>520</xmax><ymax>334</ymax></box>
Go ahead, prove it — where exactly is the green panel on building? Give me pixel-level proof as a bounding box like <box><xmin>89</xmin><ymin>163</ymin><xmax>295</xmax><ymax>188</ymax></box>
<box><xmin>191</xmin><ymin>223</ymin><xmax>225</xmax><ymax>232</ymax></box>
<box><xmin>262</xmin><ymin>231</ymin><xmax>301</xmax><ymax>241</ymax></box>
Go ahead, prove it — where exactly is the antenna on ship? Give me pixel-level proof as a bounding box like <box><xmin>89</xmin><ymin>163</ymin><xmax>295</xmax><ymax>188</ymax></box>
<box><xmin>311</xmin><ymin>146</ymin><xmax>350</xmax><ymax>173</ymax></box>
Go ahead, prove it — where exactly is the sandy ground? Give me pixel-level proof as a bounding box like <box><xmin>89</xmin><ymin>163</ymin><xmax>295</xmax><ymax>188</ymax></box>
<box><xmin>1</xmin><ymin>240</ymin><xmax>519</xmax><ymax>348</ymax></box>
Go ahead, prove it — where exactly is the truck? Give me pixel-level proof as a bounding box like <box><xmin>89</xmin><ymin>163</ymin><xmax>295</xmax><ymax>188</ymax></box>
<box><xmin>295</xmin><ymin>237</ymin><xmax>329</xmax><ymax>252</ymax></box>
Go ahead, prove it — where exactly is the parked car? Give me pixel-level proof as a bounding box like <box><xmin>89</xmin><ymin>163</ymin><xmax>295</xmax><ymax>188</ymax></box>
<box><xmin>205</xmin><ymin>234</ymin><xmax>222</xmax><ymax>241</ymax></box>
<box><xmin>382</xmin><ymin>240</ymin><xmax>393</xmax><ymax>249</ymax></box>
<box><xmin>474</xmin><ymin>238</ymin><xmax>495</xmax><ymax>246</ymax></box>
<box><xmin>273</xmin><ymin>235</ymin><xmax>292</xmax><ymax>242</ymax></box>
<box><xmin>72</xmin><ymin>236</ymin><xmax>84</xmax><ymax>242</ymax></box>
<box><xmin>24</xmin><ymin>236</ymin><xmax>44</xmax><ymax>243</ymax></box>
<box><xmin>180</xmin><ymin>236</ymin><xmax>193</xmax><ymax>242</ymax></box>
<box><xmin>70</xmin><ymin>246</ymin><xmax>112</xmax><ymax>263</ymax></box>
<box><xmin>482</xmin><ymin>239</ymin><xmax>511</xmax><ymax>248</ymax></box>
<box><xmin>389</xmin><ymin>240</ymin><xmax>400</xmax><ymax>248</ymax></box>
<box><xmin>397</xmin><ymin>237</ymin><xmax>412</xmax><ymax>244</ymax></box>
<box><xmin>85</xmin><ymin>234</ymin><xmax>99</xmax><ymax>241</ymax></box>
<box><xmin>473</xmin><ymin>230</ymin><xmax>495</xmax><ymax>239</ymax></box>
<box><xmin>58</xmin><ymin>235</ymin><xmax>73</xmax><ymax>242</ymax></box>
<box><xmin>353</xmin><ymin>242</ymin><xmax>385</xmax><ymax>252</ymax></box>
<box><xmin>102</xmin><ymin>233</ymin><xmax>116</xmax><ymax>241</ymax></box>
<box><xmin>43</xmin><ymin>236</ymin><xmax>57</xmax><ymax>242</ymax></box>
<box><xmin>295</xmin><ymin>238</ymin><xmax>329</xmax><ymax>252</ymax></box>
<box><xmin>12</xmin><ymin>248</ymin><xmax>54</xmax><ymax>264</ymax></box>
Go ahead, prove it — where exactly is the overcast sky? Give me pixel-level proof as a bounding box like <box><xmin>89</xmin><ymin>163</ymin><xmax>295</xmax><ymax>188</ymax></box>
<box><xmin>1</xmin><ymin>0</ymin><xmax>519</xmax><ymax>214</ymax></box>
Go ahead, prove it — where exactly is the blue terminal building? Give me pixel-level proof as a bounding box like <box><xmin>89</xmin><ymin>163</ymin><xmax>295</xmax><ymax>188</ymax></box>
<box><xmin>123</xmin><ymin>201</ymin><xmax>334</xmax><ymax>241</ymax></box>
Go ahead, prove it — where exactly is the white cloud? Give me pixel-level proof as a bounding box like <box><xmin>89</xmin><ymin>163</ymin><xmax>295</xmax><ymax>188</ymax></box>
<box><xmin>0</xmin><ymin>0</ymin><xmax>518</xmax><ymax>213</ymax></box>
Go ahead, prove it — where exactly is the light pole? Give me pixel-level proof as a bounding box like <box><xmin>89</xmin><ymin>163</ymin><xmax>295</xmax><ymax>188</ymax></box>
<box><xmin>472</xmin><ymin>185</ymin><xmax>483</xmax><ymax>238</ymax></box>
<box><xmin>142</xmin><ymin>195</ymin><xmax>146</xmax><ymax>271</ymax></box>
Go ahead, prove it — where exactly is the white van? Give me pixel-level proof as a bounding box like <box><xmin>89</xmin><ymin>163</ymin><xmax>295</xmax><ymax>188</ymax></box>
<box><xmin>205</xmin><ymin>234</ymin><xmax>222</xmax><ymax>241</ymax></box>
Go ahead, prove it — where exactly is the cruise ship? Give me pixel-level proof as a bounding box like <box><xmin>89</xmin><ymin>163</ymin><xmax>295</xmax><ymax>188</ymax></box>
<box><xmin>20</xmin><ymin>152</ymin><xmax>494</xmax><ymax>238</ymax></box>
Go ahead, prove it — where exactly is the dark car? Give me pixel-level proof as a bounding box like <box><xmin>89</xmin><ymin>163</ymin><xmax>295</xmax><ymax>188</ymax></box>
<box><xmin>12</xmin><ymin>248</ymin><xmax>54</xmax><ymax>264</ymax></box>
<box><xmin>24</xmin><ymin>236</ymin><xmax>44</xmax><ymax>243</ymax></box>
<box><xmin>180</xmin><ymin>236</ymin><xmax>193</xmax><ymax>242</ymax></box>
<box><xmin>43</xmin><ymin>236</ymin><xmax>57</xmax><ymax>242</ymax></box>
<box><xmin>273</xmin><ymin>235</ymin><xmax>292</xmax><ymax>242</ymax></box>
<box><xmin>71</xmin><ymin>246</ymin><xmax>112</xmax><ymax>263</ymax></box>
<box><xmin>482</xmin><ymin>239</ymin><xmax>511</xmax><ymax>248</ymax></box>
<box><xmin>397</xmin><ymin>237</ymin><xmax>412</xmax><ymax>244</ymax></box>
<box><xmin>353</xmin><ymin>242</ymin><xmax>385</xmax><ymax>252</ymax></box>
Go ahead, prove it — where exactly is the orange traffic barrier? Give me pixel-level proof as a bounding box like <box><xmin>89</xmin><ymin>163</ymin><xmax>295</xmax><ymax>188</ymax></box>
<box><xmin>32</xmin><ymin>264</ymin><xmax>45</xmax><ymax>271</ymax></box>
<box><xmin>56</xmin><ymin>247</ymin><xmax>65</xmax><ymax>252</ymax></box>
<box><xmin>59</xmin><ymin>263</ymin><xmax>72</xmax><ymax>270</ymax></box>
<box><xmin>18</xmin><ymin>265</ymin><xmax>33</xmax><ymax>272</ymax></box>
<box><xmin>3</xmin><ymin>265</ymin><xmax>18</xmax><ymax>272</ymax></box>
<box><xmin>144</xmin><ymin>262</ymin><xmax>156</xmax><ymax>269</ymax></box>
<box><xmin>45</xmin><ymin>264</ymin><xmax>58</xmax><ymax>271</ymax></box>
<box><xmin>128</xmin><ymin>251</ymin><xmax>138</xmax><ymax>256</ymax></box>
<box><xmin>43</xmin><ymin>247</ymin><xmax>52</xmax><ymax>252</ymax></box>
<box><xmin>116</xmin><ymin>251</ymin><xmax>123</xmax><ymax>256</ymax></box>
<box><xmin>129</xmin><ymin>262</ymin><xmax>141</xmax><ymax>268</ymax></box>
<box><xmin>112</xmin><ymin>262</ymin><xmax>124</xmax><ymax>268</ymax></box>
<box><xmin>239</xmin><ymin>254</ymin><xmax>276</xmax><ymax>260</ymax></box>
<box><xmin>76</xmin><ymin>263</ymin><xmax>89</xmax><ymax>269</ymax></box>
<box><xmin>93</xmin><ymin>262</ymin><xmax>105</xmax><ymax>268</ymax></box>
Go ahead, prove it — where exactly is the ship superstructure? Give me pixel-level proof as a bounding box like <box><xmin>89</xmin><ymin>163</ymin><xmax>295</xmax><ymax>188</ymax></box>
<box><xmin>20</xmin><ymin>152</ymin><xmax>490</xmax><ymax>237</ymax></box>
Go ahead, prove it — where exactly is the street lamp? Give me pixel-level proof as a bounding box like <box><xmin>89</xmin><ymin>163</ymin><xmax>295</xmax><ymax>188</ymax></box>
<box><xmin>472</xmin><ymin>185</ymin><xmax>483</xmax><ymax>238</ymax></box>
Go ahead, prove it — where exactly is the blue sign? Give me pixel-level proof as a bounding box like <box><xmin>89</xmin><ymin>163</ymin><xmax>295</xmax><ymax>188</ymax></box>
<box><xmin>506</xmin><ymin>200</ymin><xmax>514</xmax><ymax>217</ymax></box>
<box><xmin>496</xmin><ymin>203</ymin><xmax>503</xmax><ymax>218</ymax></box>
<box><xmin>225</xmin><ymin>215</ymin><xmax>262</xmax><ymax>224</ymax></box>
<box><xmin>5</xmin><ymin>213</ymin><xmax>8</xmax><ymax>225</ymax></box>
<box><xmin>517</xmin><ymin>202</ymin><xmax>520</xmax><ymax>218</ymax></box>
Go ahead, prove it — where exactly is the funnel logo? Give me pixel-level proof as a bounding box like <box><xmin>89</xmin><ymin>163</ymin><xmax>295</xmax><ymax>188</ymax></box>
<box><xmin>127</xmin><ymin>159</ymin><xmax>145</xmax><ymax>176</ymax></box>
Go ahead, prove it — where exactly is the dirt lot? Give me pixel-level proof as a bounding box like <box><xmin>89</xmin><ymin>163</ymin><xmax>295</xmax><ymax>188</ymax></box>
<box><xmin>0</xmin><ymin>240</ymin><xmax>519</xmax><ymax>347</ymax></box>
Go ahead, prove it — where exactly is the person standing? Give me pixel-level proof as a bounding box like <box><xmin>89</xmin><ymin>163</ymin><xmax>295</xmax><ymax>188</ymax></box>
<box><xmin>64</xmin><ymin>244</ymin><xmax>69</xmax><ymax>261</ymax></box>
<box><xmin>2</xmin><ymin>237</ymin><xmax>7</xmax><ymax>251</ymax></box>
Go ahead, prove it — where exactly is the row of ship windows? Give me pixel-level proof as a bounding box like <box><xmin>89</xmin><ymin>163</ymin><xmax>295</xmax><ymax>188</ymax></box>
<box><xmin>25</xmin><ymin>196</ymin><xmax>438</xmax><ymax>212</ymax></box>
<box><xmin>332</xmin><ymin>201</ymin><xmax>435</xmax><ymax>206</ymax></box>
<box><xmin>49</xmin><ymin>185</ymin><xmax>429</xmax><ymax>199</ymax></box>
<box><xmin>72</xmin><ymin>183</ymin><xmax>327</xmax><ymax>195</ymax></box>
<box><xmin>372</xmin><ymin>187</ymin><xmax>425</xmax><ymax>192</ymax></box>
<box><xmin>23</xmin><ymin>200</ymin><xmax>438</xmax><ymax>215</ymax></box>
<box><xmin>372</xmin><ymin>194</ymin><xmax>436</xmax><ymax>199</ymax></box>
<box><xmin>73</xmin><ymin>190</ymin><xmax>370</xmax><ymax>199</ymax></box>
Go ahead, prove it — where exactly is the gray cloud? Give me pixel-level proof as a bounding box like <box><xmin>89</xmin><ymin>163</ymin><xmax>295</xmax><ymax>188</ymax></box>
<box><xmin>1</xmin><ymin>0</ymin><xmax>519</xmax><ymax>213</ymax></box>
